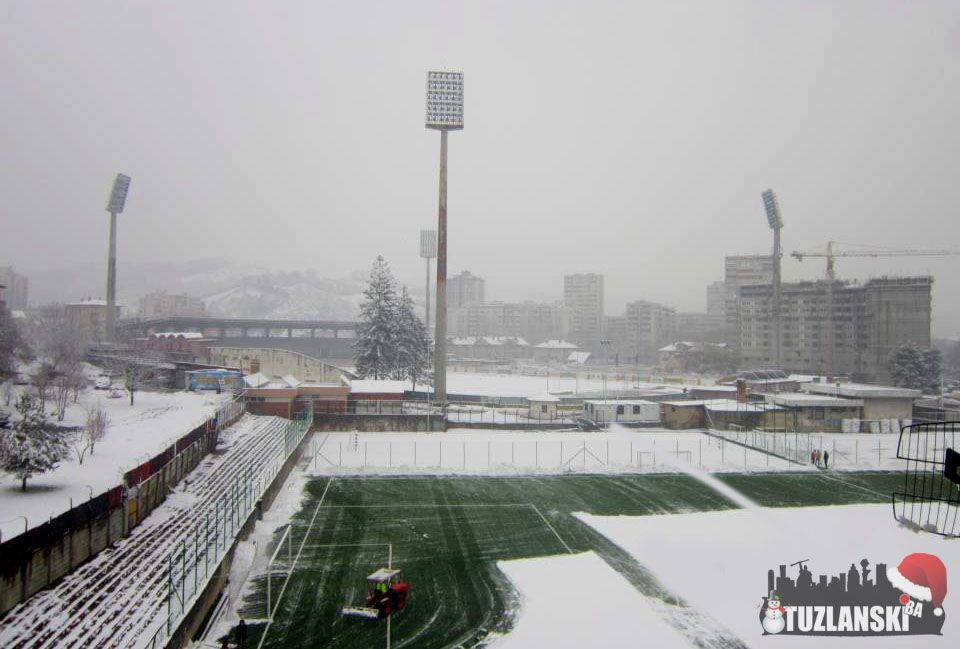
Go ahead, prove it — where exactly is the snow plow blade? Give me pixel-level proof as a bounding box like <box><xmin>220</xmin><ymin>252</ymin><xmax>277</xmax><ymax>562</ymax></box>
<box><xmin>341</xmin><ymin>606</ymin><xmax>380</xmax><ymax>619</ymax></box>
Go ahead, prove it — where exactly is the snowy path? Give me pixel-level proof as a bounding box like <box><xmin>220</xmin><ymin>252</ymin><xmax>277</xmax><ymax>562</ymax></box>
<box><xmin>0</xmin><ymin>415</ymin><xmax>289</xmax><ymax>649</ymax></box>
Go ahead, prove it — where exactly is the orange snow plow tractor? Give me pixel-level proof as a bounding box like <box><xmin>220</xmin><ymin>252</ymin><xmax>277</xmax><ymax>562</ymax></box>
<box><xmin>341</xmin><ymin>568</ymin><xmax>410</xmax><ymax>620</ymax></box>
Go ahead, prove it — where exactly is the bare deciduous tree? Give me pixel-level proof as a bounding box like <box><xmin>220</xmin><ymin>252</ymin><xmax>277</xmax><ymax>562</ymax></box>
<box><xmin>75</xmin><ymin>403</ymin><xmax>109</xmax><ymax>464</ymax></box>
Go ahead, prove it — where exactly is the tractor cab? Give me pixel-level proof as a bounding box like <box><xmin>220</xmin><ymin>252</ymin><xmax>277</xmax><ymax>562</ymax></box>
<box><xmin>342</xmin><ymin>567</ymin><xmax>410</xmax><ymax>620</ymax></box>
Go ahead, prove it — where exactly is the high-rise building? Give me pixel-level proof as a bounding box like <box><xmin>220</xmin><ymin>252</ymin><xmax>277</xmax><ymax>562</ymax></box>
<box><xmin>139</xmin><ymin>290</ymin><xmax>206</xmax><ymax>318</ymax></box>
<box><xmin>737</xmin><ymin>276</ymin><xmax>932</xmax><ymax>382</ymax></box>
<box><xmin>724</xmin><ymin>255</ymin><xmax>774</xmax><ymax>346</ymax></box>
<box><xmin>706</xmin><ymin>280</ymin><xmax>726</xmax><ymax>317</ymax></box>
<box><xmin>447</xmin><ymin>271</ymin><xmax>485</xmax><ymax>308</ymax></box>
<box><xmin>563</xmin><ymin>273</ymin><xmax>604</xmax><ymax>350</ymax></box>
<box><xmin>0</xmin><ymin>267</ymin><xmax>28</xmax><ymax>310</ymax></box>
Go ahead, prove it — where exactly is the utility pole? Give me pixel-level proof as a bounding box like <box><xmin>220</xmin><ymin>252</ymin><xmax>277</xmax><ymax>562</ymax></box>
<box><xmin>425</xmin><ymin>70</ymin><xmax>464</xmax><ymax>407</ymax></box>
<box><xmin>105</xmin><ymin>173</ymin><xmax>131</xmax><ymax>344</ymax></box>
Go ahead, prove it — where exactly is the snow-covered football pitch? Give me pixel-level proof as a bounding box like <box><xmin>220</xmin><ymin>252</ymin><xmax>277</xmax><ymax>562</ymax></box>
<box><xmin>231</xmin><ymin>470</ymin><xmax>924</xmax><ymax>649</ymax></box>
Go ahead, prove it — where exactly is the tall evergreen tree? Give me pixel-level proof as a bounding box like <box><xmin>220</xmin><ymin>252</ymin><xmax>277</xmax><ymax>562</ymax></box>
<box><xmin>890</xmin><ymin>344</ymin><xmax>942</xmax><ymax>394</ymax></box>
<box><xmin>393</xmin><ymin>286</ymin><xmax>431</xmax><ymax>390</ymax></box>
<box><xmin>354</xmin><ymin>256</ymin><xmax>399</xmax><ymax>380</ymax></box>
<box><xmin>0</xmin><ymin>393</ymin><xmax>70</xmax><ymax>491</ymax></box>
<box><xmin>0</xmin><ymin>301</ymin><xmax>25</xmax><ymax>381</ymax></box>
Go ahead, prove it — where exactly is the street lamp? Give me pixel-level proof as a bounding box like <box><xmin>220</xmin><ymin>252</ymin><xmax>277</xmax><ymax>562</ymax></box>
<box><xmin>761</xmin><ymin>189</ymin><xmax>784</xmax><ymax>370</ymax></box>
<box><xmin>106</xmin><ymin>173</ymin><xmax>131</xmax><ymax>344</ymax></box>
<box><xmin>420</xmin><ymin>230</ymin><xmax>437</xmax><ymax>335</ymax></box>
<box><xmin>426</xmin><ymin>70</ymin><xmax>464</xmax><ymax>408</ymax></box>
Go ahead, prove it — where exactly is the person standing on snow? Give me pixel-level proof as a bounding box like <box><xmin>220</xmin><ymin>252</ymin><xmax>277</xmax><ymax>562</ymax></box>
<box><xmin>823</xmin><ymin>450</ymin><xmax>829</xmax><ymax>469</ymax></box>
<box><xmin>236</xmin><ymin>619</ymin><xmax>247</xmax><ymax>649</ymax></box>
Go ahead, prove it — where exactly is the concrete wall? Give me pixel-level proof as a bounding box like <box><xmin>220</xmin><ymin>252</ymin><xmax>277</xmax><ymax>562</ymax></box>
<box><xmin>661</xmin><ymin>404</ymin><xmax>705</xmax><ymax>429</ymax></box>
<box><xmin>208</xmin><ymin>347</ymin><xmax>348</xmax><ymax>383</ymax></box>
<box><xmin>861</xmin><ymin>397</ymin><xmax>913</xmax><ymax>420</ymax></box>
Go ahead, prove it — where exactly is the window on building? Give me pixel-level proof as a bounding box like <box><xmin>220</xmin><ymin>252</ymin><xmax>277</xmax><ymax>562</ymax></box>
<box><xmin>541</xmin><ymin>404</ymin><xmax>548</xmax><ymax>413</ymax></box>
<box><xmin>633</xmin><ymin>405</ymin><xmax>641</xmax><ymax>414</ymax></box>
<box><xmin>616</xmin><ymin>405</ymin><xmax>624</xmax><ymax>415</ymax></box>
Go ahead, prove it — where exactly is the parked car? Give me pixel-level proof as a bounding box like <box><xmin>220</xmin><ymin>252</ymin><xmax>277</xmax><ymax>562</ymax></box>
<box><xmin>94</xmin><ymin>376</ymin><xmax>111</xmax><ymax>390</ymax></box>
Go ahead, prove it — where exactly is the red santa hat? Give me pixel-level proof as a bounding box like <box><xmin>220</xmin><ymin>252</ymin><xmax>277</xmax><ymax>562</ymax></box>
<box><xmin>887</xmin><ymin>553</ymin><xmax>947</xmax><ymax>616</ymax></box>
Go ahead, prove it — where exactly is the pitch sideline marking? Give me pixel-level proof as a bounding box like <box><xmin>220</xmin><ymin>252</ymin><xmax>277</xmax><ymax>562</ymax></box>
<box><xmin>256</xmin><ymin>477</ymin><xmax>333</xmax><ymax>649</ymax></box>
<box><xmin>529</xmin><ymin>504</ymin><xmax>574</xmax><ymax>554</ymax></box>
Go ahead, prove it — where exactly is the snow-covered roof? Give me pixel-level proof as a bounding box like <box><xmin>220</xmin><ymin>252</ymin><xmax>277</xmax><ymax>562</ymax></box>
<box><xmin>281</xmin><ymin>375</ymin><xmax>302</xmax><ymax>389</ymax></box>
<box><xmin>584</xmin><ymin>399</ymin><xmax>658</xmax><ymax>406</ymax></box>
<box><xmin>243</xmin><ymin>372</ymin><xmax>271</xmax><ymax>388</ymax></box>
<box><xmin>152</xmin><ymin>331</ymin><xmax>205</xmax><ymax>340</ymax></box>
<box><xmin>567</xmin><ymin>351</ymin><xmax>591</xmax><ymax>364</ymax></box>
<box><xmin>765</xmin><ymin>392</ymin><xmax>863</xmax><ymax>408</ymax></box>
<box><xmin>450</xmin><ymin>336</ymin><xmax>478</xmax><ymax>346</ymax></box>
<box><xmin>693</xmin><ymin>384</ymin><xmax>738</xmax><ymax>392</ymax></box>
<box><xmin>802</xmin><ymin>382</ymin><xmax>921</xmax><ymax>399</ymax></box>
<box><xmin>536</xmin><ymin>339</ymin><xmax>578</xmax><ymax>349</ymax></box>
<box><xmin>528</xmin><ymin>393</ymin><xmax>561</xmax><ymax>403</ymax></box>
<box><xmin>478</xmin><ymin>336</ymin><xmax>530</xmax><ymax>346</ymax></box>
<box><xmin>703</xmin><ymin>399</ymin><xmax>780</xmax><ymax>413</ymax></box>
<box><xmin>350</xmin><ymin>379</ymin><xmax>407</xmax><ymax>394</ymax></box>
<box><xmin>66</xmin><ymin>299</ymin><xmax>122</xmax><ymax>307</ymax></box>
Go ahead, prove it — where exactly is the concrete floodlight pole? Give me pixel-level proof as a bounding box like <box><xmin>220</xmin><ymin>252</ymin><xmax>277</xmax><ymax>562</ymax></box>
<box><xmin>106</xmin><ymin>210</ymin><xmax>117</xmax><ymax>342</ymax></box>
<box><xmin>435</xmin><ymin>130</ymin><xmax>448</xmax><ymax>405</ymax></box>
<box><xmin>106</xmin><ymin>173</ymin><xmax>131</xmax><ymax>344</ymax></box>
<box><xmin>425</xmin><ymin>70</ymin><xmax>463</xmax><ymax>408</ymax></box>
<box><xmin>425</xmin><ymin>256</ymin><xmax>431</xmax><ymax>331</ymax></box>
<box><xmin>772</xmin><ymin>224</ymin><xmax>782</xmax><ymax>369</ymax></box>
<box><xmin>762</xmin><ymin>189</ymin><xmax>784</xmax><ymax>370</ymax></box>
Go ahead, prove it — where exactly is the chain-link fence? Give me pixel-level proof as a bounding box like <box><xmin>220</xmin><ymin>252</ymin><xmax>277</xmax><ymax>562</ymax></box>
<box><xmin>712</xmin><ymin>428</ymin><xmax>902</xmax><ymax>469</ymax></box>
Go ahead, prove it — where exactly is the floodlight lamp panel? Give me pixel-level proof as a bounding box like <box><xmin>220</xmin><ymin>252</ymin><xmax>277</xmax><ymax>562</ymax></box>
<box><xmin>420</xmin><ymin>229</ymin><xmax>437</xmax><ymax>258</ymax></box>
<box><xmin>107</xmin><ymin>173</ymin><xmax>132</xmax><ymax>214</ymax></box>
<box><xmin>761</xmin><ymin>189</ymin><xmax>783</xmax><ymax>229</ymax></box>
<box><xmin>425</xmin><ymin>70</ymin><xmax>464</xmax><ymax>130</ymax></box>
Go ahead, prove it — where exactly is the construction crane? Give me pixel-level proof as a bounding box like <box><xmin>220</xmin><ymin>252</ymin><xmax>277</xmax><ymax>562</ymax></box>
<box><xmin>790</xmin><ymin>242</ymin><xmax>960</xmax><ymax>376</ymax></box>
<box><xmin>791</xmin><ymin>241</ymin><xmax>960</xmax><ymax>280</ymax></box>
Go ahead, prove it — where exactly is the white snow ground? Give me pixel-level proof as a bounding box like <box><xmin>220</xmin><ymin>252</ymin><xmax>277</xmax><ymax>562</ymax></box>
<box><xmin>578</xmin><ymin>504</ymin><xmax>960</xmax><ymax>648</ymax></box>
<box><xmin>0</xmin><ymin>388</ymin><xmax>230</xmax><ymax>541</ymax></box>
<box><xmin>492</xmin><ymin>551</ymin><xmax>694</xmax><ymax>649</ymax></box>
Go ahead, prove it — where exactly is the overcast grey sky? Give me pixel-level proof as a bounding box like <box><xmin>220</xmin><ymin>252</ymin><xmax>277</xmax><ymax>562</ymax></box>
<box><xmin>2</xmin><ymin>1</ymin><xmax>959</xmax><ymax>334</ymax></box>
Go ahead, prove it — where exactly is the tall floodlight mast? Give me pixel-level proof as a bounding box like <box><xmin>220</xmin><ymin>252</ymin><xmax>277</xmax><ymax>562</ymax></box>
<box><xmin>420</xmin><ymin>230</ymin><xmax>437</xmax><ymax>336</ymax></box>
<box><xmin>761</xmin><ymin>189</ymin><xmax>784</xmax><ymax>370</ymax></box>
<box><xmin>106</xmin><ymin>173</ymin><xmax>131</xmax><ymax>344</ymax></box>
<box><xmin>425</xmin><ymin>70</ymin><xmax>463</xmax><ymax>407</ymax></box>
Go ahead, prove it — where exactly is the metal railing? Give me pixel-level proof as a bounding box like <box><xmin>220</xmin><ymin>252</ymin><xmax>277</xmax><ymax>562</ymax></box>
<box><xmin>143</xmin><ymin>407</ymin><xmax>312</xmax><ymax>649</ymax></box>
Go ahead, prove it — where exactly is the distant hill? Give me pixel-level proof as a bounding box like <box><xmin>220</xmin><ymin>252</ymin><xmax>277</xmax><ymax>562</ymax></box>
<box><xmin>25</xmin><ymin>259</ymin><xmax>429</xmax><ymax>322</ymax></box>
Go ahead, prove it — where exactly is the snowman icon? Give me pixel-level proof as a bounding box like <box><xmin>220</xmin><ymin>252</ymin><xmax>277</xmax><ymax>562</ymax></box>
<box><xmin>761</xmin><ymin>592</ymin><xmax>787</xmax><ymax>634</ymax></box>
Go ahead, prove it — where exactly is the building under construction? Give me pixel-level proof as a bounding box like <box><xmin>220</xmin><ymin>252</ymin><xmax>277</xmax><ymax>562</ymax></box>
<box><xmin>738</xmin><ymin>276</ymin><xmax>932</xmax><ymax>383</ymax></box>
